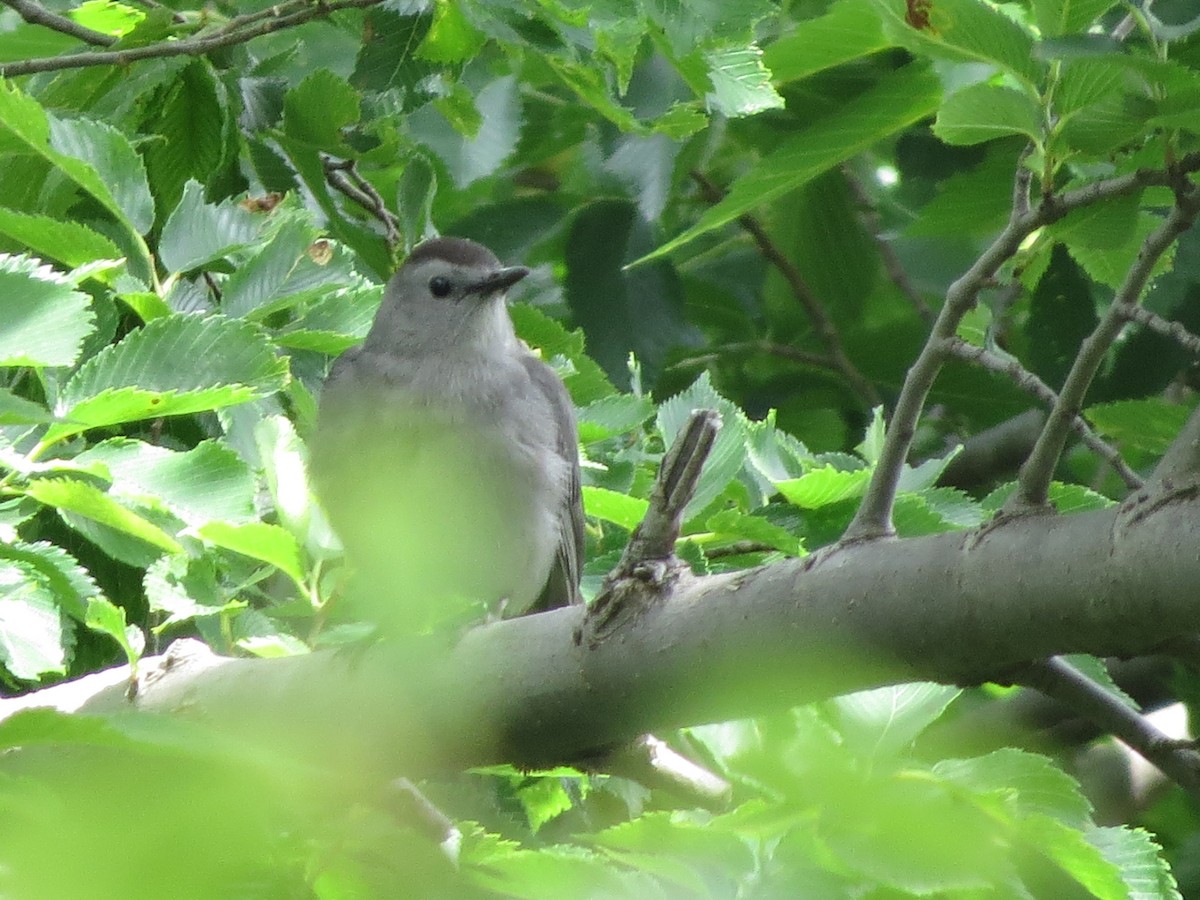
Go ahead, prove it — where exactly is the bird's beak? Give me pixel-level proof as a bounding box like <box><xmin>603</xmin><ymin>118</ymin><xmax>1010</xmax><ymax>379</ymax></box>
<box><xmin>466</xmin><ymin>265</ymin><xmax>529</xmax><ymax>296</ymax></box>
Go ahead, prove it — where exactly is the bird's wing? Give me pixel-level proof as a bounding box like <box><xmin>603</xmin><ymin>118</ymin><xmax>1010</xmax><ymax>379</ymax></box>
<box><xmin>521</xmin><ymin>354</ymin><xmax>585</xmax><ymax>611</ymax></box>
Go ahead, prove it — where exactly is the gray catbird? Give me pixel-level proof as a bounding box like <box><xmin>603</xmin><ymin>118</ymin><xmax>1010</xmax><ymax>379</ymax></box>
<box><xmin>311</xmin><ymin>237</ymin><xmax>584</xmax><ymax>632</ymax></box>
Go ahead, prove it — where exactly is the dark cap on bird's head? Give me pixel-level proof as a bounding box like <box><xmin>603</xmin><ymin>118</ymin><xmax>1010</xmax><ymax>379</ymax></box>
<box><xmin>405</xmin><ymin>236</ymin><xmax>503</xmax><ymax>271</ymax></box>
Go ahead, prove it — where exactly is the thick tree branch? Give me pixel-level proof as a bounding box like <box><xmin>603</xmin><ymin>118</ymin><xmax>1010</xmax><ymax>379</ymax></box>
<box><xmin>0</xmin><ymin>0</ymin><xmax>385</xmax><ymax>76</ymax></box>
<box><xmin>1</xmin><ymin>0</ymin><xmax>116</xmax><ymax>46</ymax></box>
<box><xmin>1013</xmin><ymin>190</ymin><xmax>1200</xmax><ymax>510</ymax></box>
<box><xmin>9</xmin><ymin>487</ymin><xmax>1200</xmax><ymax>777</ymax></box>
<box><xmin>690</xmin><ymin>171</ymin><xmax>882</xmax><ymax>409</ymax></box>
<box><xmin>945</xmin><ymin>338</ymin><xmax>1143</xmax><ymax>490</ymax></box>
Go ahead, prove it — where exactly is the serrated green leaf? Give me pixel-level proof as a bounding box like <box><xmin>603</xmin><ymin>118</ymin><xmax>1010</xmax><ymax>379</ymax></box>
<box><xmin>283</xmin><ymin>68</ymin><xmax>361</xmax><ymax>150</ymax></box>
<box><xmin>982</xmin><ymin>481</ymin><xmax>1115</xmax><ymax>513</ymax></box>
<box><xmin>0</xmin><ymin>253</ymin><xmax>96</xmax><ymax>367</ymax></box>
<box><xmin>1066</xmin><ymin>210</ymin><xmax>1174</xmax><ymax>288</ymax></box>
<box><xmin>705</xmin><ymin>44</ymin><xmax>784</xmax><ymax>117</ymax></box>
<box><xmin>1088</xmin><ymin>826</ymin><xmax>1181</xmax><ymax>900</ymax></box>
<box><xmin>48</xmin><ymin>114</ymin><xmax>154</xmax><ymax>236</ymax></box>
<box><xmin>1032</xmin><ymin>0</ymin><xmax>1120</xmax><ymax>37</ymax></box>
<box><xmin>0</xmin><ymin>540</ymin><xmax>99</xmax><ymax>622</ymax></box>
<box><xmin>934</xmin><ymin>83</ymin><xmax>1043</xmax><ymax>147</ymax></box>
<box><xmin>0</xmin><ymin>389</ymin><xmax>51</xmax><ymax>425</ymax></box>
<box><xmin>144</xmin><ymin>554</ymin><xmax>235</xmax><ymax>629</ymax></box>
<box><xmin>142</xmin><ymin>61</ymin><xmax>226</xmax><ymax>214</ymax></box>
<box><xmin>85</xmin><ymin>595</ymin><xmax>142</xmax><ymax>664</ymax></box>
<box><xmin>221</xmin><ymin>220</ymin><xmax>352</xmax><ymax>320</ymax></box>
<box><xmin>762</xmin><ymin>0</ymin><xmax>890</xmax><ymax>84</ymax></box>
<box><xmin>70</xmin><ymin>0</ymin><xmax>144</xmax><ymax>37</ymax></box>
<box><xmin>51</xmin><ymin>314</ymin><xmax>288</xmax><ymax>441</ymax></box>
<box><xmin>934</xmin><ymin>748</ymin><xmax>1094</xmax><ymax>828</ymax></box>
<box><xmin>158</xmin><ymin>180</ymin><xmax>262</xmax><ymax>274</ymax></box>
<box><xmin>578</xmin><ymin>394</ymin><xmax>655</xmax><ymax>443</ymax></box>
<box><xmin>776</xmin><ymin>465</ymin><xmax>871</xmax><ymax>508</ymax></box>
<box><xmin>194</xmin><ymin>521</ymin><xmax>305</xmax><ymax>588</ymax></box>
<box><xmin>25</xmin><ymin>478</ymin><xmax>182</xmax><ymax>554</ymax></box>
<box><xmin>870</xmin><ymin>0</ymin><xmax>1041</xmax><ymax>85</ymax></box>
<box><xmin>657</xmin><ymin>373</ymin><xmax>747</xmax><ymax>519</ymax></box>
<box><xmin>75</xmin><ymin>438</ymin><xmax>256</xmax><ymax>527</ymax></box>
<box><xmin>0</xmin><ymin>557</ymin><xmax>69</xmax><ymax>679</ymax></box>
<box><xmin>705</xmin><ymin>508</ymin><xmax>803</xmax><ymax>555</ymax></box>
<box><xmin>639</xmin><ymin>63</ymin><xmax>940</xmax><ymax>262</ymax></box>
<box><xmin>0</xmin><ymin>206</ymin><xmax>122</xmax><ymax>269</ymax></box>
<box><xmin>1020</xmin><ymin>814</ymin><xmax>1128</xmax><ymax>899</ymax></box>
<box><xmin>1060</xmin><ymin>654</ymin><xmax>1140</xmax><ymax>709</ymax></box>
<box><xmin>509</xmin><ymin>303</ymin><xmax>615</xmax><ymax>404</ymax></box>
<box><xmin>833</xmin><ymin>683</ymin><xmax>962</xmax><ymax>759</ymax></box>
<box><xmin>582</xmin><ymin>485</ymin><xmax>648</xmax><ymax>531</ymax></box>
<box><xmin>1085</xmin><ymin>398</ymin><xmax>1193</xmax><ymax>455</ymax></box>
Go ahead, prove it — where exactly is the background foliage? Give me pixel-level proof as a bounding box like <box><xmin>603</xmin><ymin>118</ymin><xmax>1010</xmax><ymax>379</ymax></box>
<box><xmin>1</xmin><ymin>0</ymin><xmax>1200</xmax><ymax>896</ymax></box>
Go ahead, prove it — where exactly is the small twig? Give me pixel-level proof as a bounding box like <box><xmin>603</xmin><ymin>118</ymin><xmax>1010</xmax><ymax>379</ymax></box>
<box><xmin>581</xmin><ymin>410</ymin><xmax>721</xmax><ymax>645</ymax></box>
<box><xmin>704</xmin><ymin>540</ymin><xmax>778</xmax><ymax>559</ymax></box>
<box><xmin>0</xmin><ymin>0</ymin><xmax>385</xmax><ymax>76</ymax></box>
<box><xmin>1120</xmin><ymin>305</ymin><xmax>1200</xmax><ymax>357</ymax></box>
<box><xmin>322</xmin><ymin>155</ymin><xmax>400</xmax><ymax>247</ymax></box>
<box><xmin>1</xmin><ymin>0</ymin><xmax>116</xmax><ymax>46</ymax></box>
<box><xmin>666</xmin><ymin>341</ymin><xmax>836</xmax><ymax>374</ymax></box>
<box><xmin>946</xmin><ymin>338</ymin><xmax>1143</xmax><ymax>490</ymax></box>
<box><xmin>602</xmin><ymin>735</ymin><xmax>731</xmax><ymax>811</ymax></box>
<box><xmin>385</xmin><ymin>777</ymin><xmax>461</xmax><ymax>863</ymax></box>
<box><xmin>1013</xmin><ymin>189</ymin><xmax>1200</xmax><ymax>510</ymax></box>
<box><xmin>843</xmin><ymin>167</ymin><xmax>934</xmax><ymax>323</ymax></box>
<box><xmin>1014</xmin><ymin>657</ymin><xmax>1200</xmax><ymax>803</ymax></box>
<box><xmin>690</xmin><ymin>171</ymin><xmax>882</xmax><ymax>409</ymax></box>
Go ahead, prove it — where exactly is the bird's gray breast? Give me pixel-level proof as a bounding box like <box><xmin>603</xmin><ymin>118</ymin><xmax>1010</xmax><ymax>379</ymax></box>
<box><xmin>312</xmin><ymin>349</ymin><xmax>567</xmax><ymax>618</ymax></box>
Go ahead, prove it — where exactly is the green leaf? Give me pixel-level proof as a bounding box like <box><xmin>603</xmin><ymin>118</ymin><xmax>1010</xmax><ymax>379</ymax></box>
<box><xmin>158</xmin><ymin>181</ymin><xmax>262</xmax><ymax>274</ymax></box>
<box><xmin>1020</xmin><ymin>815</ymin><xmax>1129</xmax><ymax>899</ymax></box>
<box><xmin>582</xmin><ymin>486</ymin><xmax>648</xmax><ymax>531</ymax></box>
<box><xmin>411</xmin><ymin>75</ymin><xmax>521</xmax><ymax>187</ymax></box>
<box><xmin>934</xmin><ymin>83</ymin><xmax>1044</xmax><ymax>147</ymax></box>
<box><xmin>70</xmin><ymin>0</ymin><xmax>145</xmax><ymax>37</ymax></box>
<box><xmin>704</xmin><ymin>44</ymin><xmax>784</xmax><ymax>117</ymax></box>
<box><xmin>0</xmin><ymin>254</ymin><xmax>96</xmax><ymax>367</ymax></box>
<box><xmin>0</xmin><ymin>556</ymin><xmax>69</xmax><ymax>679</ymax></box>
<box><xmin>1065</xmin><ymin>211</ymin><xmax>1175</xmax><ymax>288</ymax></box>
<box><xmin>762</xmin><ymin>0</ymin><xmax>890</xmax><ymax>84</ymax></box>
<box><xmin>283</xmin><ymin>68</ymin><xmax>361</xmax><ymax>150</ymax></box>
<box><xmin>0</xmin><ymin>540</ymin><xmax>99</xmax><ymax>621</ymax></box>
<box><xmin>776</xmin><ymin>465</ymin><xmax>871</xmax><ymax>508</ymax></box>
<box><xmin>84</xmin><ymin>595</ymin><xmax>143</xmax><ymax>665</ymax></box>
<box><xmin>933</xmin><ymin>748</ymin><xmax>1094</xmax><ymax>828</ymax></box>
<box><xmin>1088</xmin><ymin>826</ymin><xmax>1181</xmax><ymax>900</ymax></box>
<box><xmin>509</xmin><ymin>303</ymin><xmax>616</xmax><ymax>404</ymax></box>
<box><xmin>194</xmin><ymin>521</ymin><xmax>306</xmax><ymax>588</ymax></box>
<box><xmin>416</xmin><ymin>0</ymin><xmax>486</xmax><ymax>62</ymax></box>
<box><xmin>24</xmin><ymin>478</ymin><xmax>182</xmax><ymax>554</ymax></box>
<box><xmin>833</xmin><ymin>683</ymin><xmax>962</xmax><ymax>759</ymax></box>
<box><xmin>870</xmin><ymin>0</ymin><xmax>1041</xmax><ymax>86</ymax></box>
<box><xmin>221</xmin><ymin>220</ymin><xmax>355</xmax><ymax>320</ymax></box>
<box><xmin>0</xmin><ymin>207</ymin><xmax>122</xmax><ymax>270</ymax></box>
<box><xmin>657</xmin><ymin>372</ymin><xmax>749</xmax><ymax>518</ymax></box>
<box><xmin>75</xmin><ymin>438</ymin><xmax>256</xmax><ymax>527</ymax></box>
<box><xmin>1032</xmin><ymin>0</ymin><xmax>1121</xmax><ymax>37</ymax></box>
<box><xmin>578</xmin><ymin>394</ymin><xmax>656</xmax><ymax>443</ymax></box>
<box><xmin>0</xmin><ymin>389</ymin><xmax>51</xmax><ymax>425</ymax></box>
<box><xmin>638</xmin><ymin>63</ymin><xmax>940</xmax><ymax>262</ymax></box>
<box><xmin>47</xmin><ymin>114</ymin><xmax>154</xmax><ymax>236</ymax></box>
<box><xmin>51</xmin><ymin>314</ymin><xmax>288</xmax><ymax>441</ymax></box>
<box><xmin>1085</xmin><ymin>398</ymin><xmax>1193</xmax><ymax>455</ymax></box>
<box><xmin>704</xmin><ymin>508</ymin><xmax>803</xmax><ymax>555</ymax></box>
<box><xmin>142</xmin><ymin>61</ymin><xmax>226</xmax><ymax>214</ymax></box>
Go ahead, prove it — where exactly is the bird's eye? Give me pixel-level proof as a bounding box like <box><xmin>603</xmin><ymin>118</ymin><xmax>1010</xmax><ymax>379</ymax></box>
<box><xmin>428</xmin><ymin>275</ymin><xmax>453</xmax><ymax>298</ymax></box>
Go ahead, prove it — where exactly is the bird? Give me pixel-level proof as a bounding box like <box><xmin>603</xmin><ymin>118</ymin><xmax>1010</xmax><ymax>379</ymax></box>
<box><xmin>310</xmin><ymin>237</ymin><xmax>584</xmax><ymax>634</ymax></box>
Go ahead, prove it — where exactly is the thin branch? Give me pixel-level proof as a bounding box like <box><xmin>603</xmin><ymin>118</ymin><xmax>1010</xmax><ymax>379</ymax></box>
<box><xmin>1</xmin><ymin>0</ymin><xmax>116</xmax><ymax>46</ymax></box>
<box><xmin>322</xmin><ymin>155</ymin><xmax>400</xmax><ymax>247</ymax></box>
<box><xmin>847</xmin><ymin>153</ymin><xmax>1200</xmax><ymax>539</ymax></box>
<box><xmin>0</xmin><ymin>0</ymin><xmax>385</xmax><ymax>77</ymax></box>
<box><xmin>1014</xmin><ymin>656</ymin><xmax>1200</xmax><ymax>803</ymax></box>
<box><xmin>946</xmin><ymin>338</ymin><xmax>1143</xmax><ymax>490</ymax></box>
<box><xmin>665</xmin><ymin>341</ymin><xmax>837</xmax><ymax>374</ymax></box>
<box><xmin>846</xmin><ymin>150</ymin><xmax>1039</xmax><ymax>539</ymax></box>
<box><xmin>690</xmin><ymin>170</ymin><xmax>882</xmax><ymax>409</ymax></box>
<box><xmin>843</xmin><ymin>167</ymin><xmax>935</xmax><ymax>323</ymax></box>
<box><xmin>1121</xmin><ymin>305</ymin><xmax>1200</xmax><ymax>356</ymax></box>
<box><xmin>1013</xmin><ymin>189</ymin><xmax>1200</xmax><ymax>510</ymax></box>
